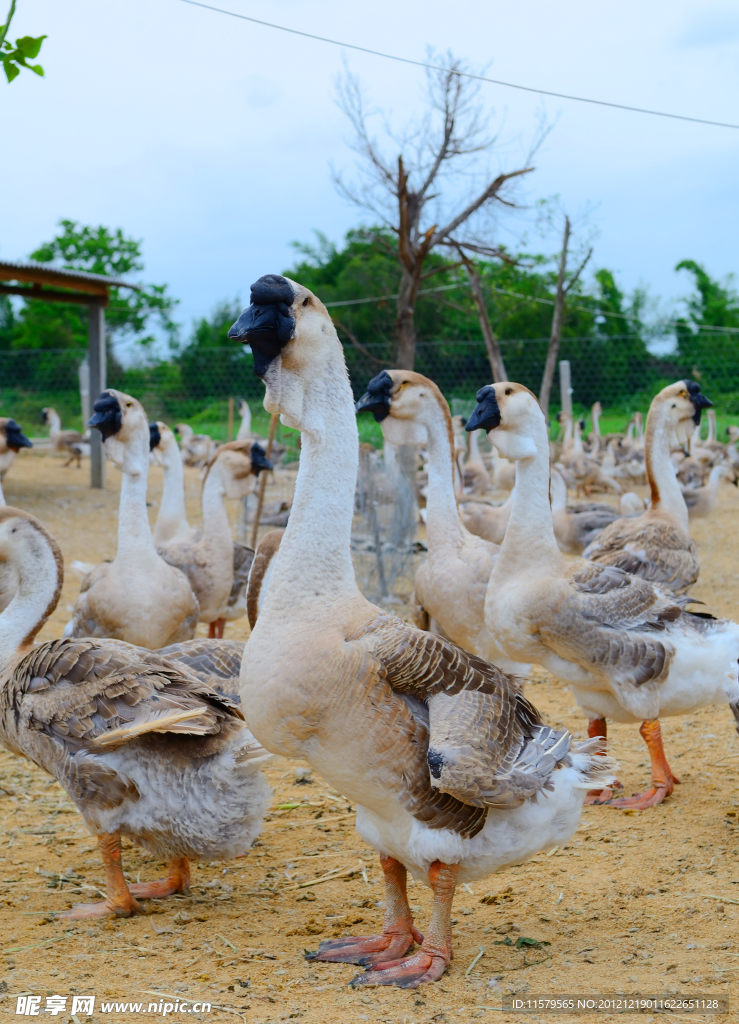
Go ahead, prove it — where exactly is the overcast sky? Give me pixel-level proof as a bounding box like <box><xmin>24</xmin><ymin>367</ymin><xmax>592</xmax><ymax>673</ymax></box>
<box><xmin>2</xmin><ymin>0</ymin><xmax>739</xmax><ymax>342</ymax></box>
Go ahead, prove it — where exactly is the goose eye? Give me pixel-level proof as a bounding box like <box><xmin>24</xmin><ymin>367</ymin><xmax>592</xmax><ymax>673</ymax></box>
<box><xmin>126</xmin><ymin>402</ymin><xmax>133</xmax><ymax>408</ymax></box>
<box><xmin>302</xmin><ymin>297</ymin><xmax>310</xmax><ymax>307</ymax></box>
<box><xmin>505</xmin><ymin>388</ymin><xmax>512</xmax><ymax>396</ymax></box>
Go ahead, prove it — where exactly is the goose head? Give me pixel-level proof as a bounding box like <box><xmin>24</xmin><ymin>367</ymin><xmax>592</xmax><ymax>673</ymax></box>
<box><xmin>0</xmin><ymin>419</ymin><xmax>32</xmax><ymax>453</ymax></box>
<box><xmin>88</xmin><ymin>389</ymin><xmax>150</xmax><ymax>474</ymax></box>
<box><xmin>466</xmin><ymin>383</ymin><xmax>543</xmax><ymax>461</ymax></box>
<box><xmin>227</xmin><ymin>275</ymin><xmax>338</xmax><ymax>432</ymax></box>
<box><xmin>150</xmin><ymin>422</ymin><xmax>181</xmax><ymax>469</ymax></box>
<box><xmin>355</xmin><ymin>370</ymin><xmax>445</xmax><ymax>446</ymax></box>
<box><xmin>649</xmin><ymin>380</ymin><xmax>712</xmax><ymax>446</ymax></box>
<box><xmin>202</xmin><ymin>440</ymin><xmax>273</xmax><ymax>499</ymax></box>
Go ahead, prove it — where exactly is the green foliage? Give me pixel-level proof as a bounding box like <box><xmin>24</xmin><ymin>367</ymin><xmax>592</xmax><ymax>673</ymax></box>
<box><xmin>175</xmin><ymin>299</ymin><xmax>263</xmax><ymax>403</ymax></box>
<box><xmin>1</xmin><ymin>2</ymin><xmax>44</xmax><ymax>83</ymax></box>
<box><xmin>285</xmin><ymin>228</ymin><xmax>656</xmax><ymax>407</ymax></box>
<box><xmin>3</xmin><ymin>220</ymin><xmax>179</xmax><ymax>363</ymax></box>
<box><xmin>674</xmin><ymin>260</ymin><xmax>739</xmax><ymax>399</ymax></box>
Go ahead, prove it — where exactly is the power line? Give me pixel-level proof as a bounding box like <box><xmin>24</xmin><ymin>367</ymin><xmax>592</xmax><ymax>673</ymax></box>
<box><xmin>325</xmin><ymin>278</ymin><xmax>739</xmax><ymax>334</ymax></box>
<box><xmin>178</xmin><ymin>0</ymin><xmax>739</xmax><ymax>130</ymax></box>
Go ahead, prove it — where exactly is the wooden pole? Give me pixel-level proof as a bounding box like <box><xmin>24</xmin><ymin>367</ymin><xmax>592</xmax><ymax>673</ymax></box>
<box><xmin>249</xmin><ymin>413</ymin><xmax>279</xmax><ymax>549</ymax></box>
<box><xmin>560</xmin><ymin>359</ymin><xmax>573</xmax><ymax>419</ymax></box>
<box><xmin>88</xmin><ymin>300</ymin><xmax>106</xmax><ymax>489</ymax></box>
<box><xmin>227</xmin><ymin>396</ymin><xmax>234</xmax><ymax>442</ymax></box>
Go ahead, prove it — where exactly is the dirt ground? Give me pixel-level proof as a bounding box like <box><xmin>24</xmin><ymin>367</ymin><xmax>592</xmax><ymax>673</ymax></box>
<box><xmin>1</xmin><ymin>451</ymin><xmax>739</xmax><ymax>1024</ymax></box>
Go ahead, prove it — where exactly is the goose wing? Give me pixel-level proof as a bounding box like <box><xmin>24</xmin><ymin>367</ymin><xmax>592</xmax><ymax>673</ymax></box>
<box><xmin>354</xmin><ymin>614</ymin><xmax>568</xmax><ymax>811</ymax></box>
<box><xmin>582</xmin><ymin>516</ymin><xmax>699</xmax><ymax>593</ymax></box>
<box><xmin>157</xmin><ymin>638</ymin><xmax>245</xmax><ymax>702</ymax></box>
<box><xmin>536</xmin><ymin>563</ymin><xmax>681</xmax><ymax>712</ymax></box>
<box><xmin>9</xmin><ymin>637</ymin><xmax>243</xmax><ymax>753</ymax></box>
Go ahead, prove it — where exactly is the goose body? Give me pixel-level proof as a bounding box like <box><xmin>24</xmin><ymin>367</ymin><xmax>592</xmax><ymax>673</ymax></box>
<box><xmin>550</xmin><ymin>468</ymin><xmax>623</xmax><ymax>555</ymax></box>
<box><xmin>233</xmin><ymin>276</ymin><xmax>612</xmax><ymax>988</ymax></box>
<box><xmin>176</xmin><ymin>423</ymin><xmax>216</xmax><ymax>468</ymax></box>
<box><xmin>680</xmin><ymin>463</ymin><xmax>733</xmax><ymax>519</ymax></box>
<box><xmin>0</xmin><ymin>507</ymin><xmax>270</xmax><ymax>919</ymax></box>
<box><xmin>41</xmin><ymin>407</ymin><xmax>90</xmax><ymax>467</ymax></box>
<box><xmin>467</xmin><ymin>379</ymin><xmax>739</xmax><ymax>810</ymax></box>
<box><xmin>68</xmin><ymin>391</ymin><xmax>199</xmax><ymax>649</ymax></box>
<box><xmin>583</xmin><ymin>383</ymin><xmax>709</xmax><ymax>594</ymax></box>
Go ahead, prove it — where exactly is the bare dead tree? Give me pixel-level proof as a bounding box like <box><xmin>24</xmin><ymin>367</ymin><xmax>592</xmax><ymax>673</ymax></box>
<box><xmin>335</xmin><ymin>53</ymin><xmax>535</xmax><ymax>369</ymax></box>
<box><xmin>538</xmin><ymin>216</ymin><xmax>593</xmax><ymax>420</ymax></box>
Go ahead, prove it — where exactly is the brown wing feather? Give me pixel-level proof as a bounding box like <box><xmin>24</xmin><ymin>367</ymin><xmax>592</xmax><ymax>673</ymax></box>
<box><xmin>583</xmin><ymin>516</ymin><xmax>699</xmax><ymax>594</ymax></box>
<box><xmin>157</xmin><ymin>638</ymin><xmax>245</xmax><ymax>702</ymax></box>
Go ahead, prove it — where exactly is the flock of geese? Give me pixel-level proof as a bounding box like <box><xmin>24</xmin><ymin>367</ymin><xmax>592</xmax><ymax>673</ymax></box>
<box><xmin>0</xmin><ymin>272</ymin><xmax>737</xmax><ymax>991</ymax></box>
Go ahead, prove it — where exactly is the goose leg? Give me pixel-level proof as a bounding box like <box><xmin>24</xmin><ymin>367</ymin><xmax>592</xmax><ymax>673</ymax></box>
<box><xmin>350</xmin><ymin>861</ymin><xmax>458</xmax><ymax>989</ymax></box>
<box><xmin>208</xmin><ymin>619</ymin><xmax>226</xmax><ymax>639</ymax></box>
<box><xmin>606</xmin><ymin>719</ymin><xmax>679</xmax><ymax>809</ymax></box>
<box><xmin>128</xmin><ymin>856</ymin><xmax>191</xmax><ymax>899</ymax></box>
<box><xmin>58</xmin><ymin>832</ymin><xmax>142</xmax><ymax>919</ymax></box>
<box><xmin>306</xmin><ymin>854</ymin><xmax>423</xmax><ymax>967</ymax></box>
<box><xmin>584</xmin><ymin>718</ymin><xmax>622</xmax><ymax>803</ymax></box>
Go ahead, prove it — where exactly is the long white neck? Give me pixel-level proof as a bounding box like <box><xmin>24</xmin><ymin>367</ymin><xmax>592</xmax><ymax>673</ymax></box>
<box><xmin>0</xmin><ymin>534</ymin><xmax>60</xmax><ymax>667</ymax></box>
<box><xmin>550</xmin><ymin>468</ymin><xmax>567</xmax><ymax>513</ymax></box>
<box><xmin>114</xmin><ymin>440</ymin><xmax>158</xmax><ymax>563</ymax></box>
<box><xmin>237</xmin><ymin>403</ymin><xmax>252</xmax><ymax>439</ymax></box>
<box><xmin>266</xmin><ymin>365</ymin><xmax>358</xmax><ymax>610</ymax></box>
<box><xmin>573</xmin><ymin>421</ymin><xmax>584</xmax><ymax>456</ymax></box>
<box><xmin>200</xmin><ymin>461</ymin><xmax>232</xmax><ymax>542</ymax></box>
<box><xmin>707</xmin><ymin>410</ymin><xmax>716</xmax><ymax>444</ymax></box>
<box><xmin>493</xmin><ymin>419</ymin><xmax>563</xmax><ymax>580</ymax></box>
<box><xmin>469</xmin><ymin>428</ymin><xmax>484</xmax><ymax>465</ymax></box>
<box><xmin>562</xmin><ymin>416</ymin><xmax>573</xmax><ymax>452</ymax></box>
<box><xmin>153</xmin><ymin>443</ymin><xmax>190</xmax><ymax>545</ymax></box>
<box><xmin>645</xmin><ymin>404</ymin><xmax>689</xmax><ymax>532</ymax></box>
<box><xmin>592</xmin><ymin>405</ymin><xmax>601</xmax><ymax>439</ymax></box>
<box><xmin>705</xmin><ymin>464</ymin><xmax>724</xmax><ymax>498</ymax></box>
<box><xmin>48</xmin><ymin>410</ymin><xmax>61</xmax><ymax>439</ymax></box>
<box><xmin>423</xmin><ymin>406</ymin><xmax>467</xmax><ymax>553</ymax></box>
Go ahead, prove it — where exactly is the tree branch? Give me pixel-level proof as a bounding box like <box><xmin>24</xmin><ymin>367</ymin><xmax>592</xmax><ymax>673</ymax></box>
<box><xmin>431</xmin><ymin>166</ymin><xmax>534</xmax><ymax>247</ymax></box>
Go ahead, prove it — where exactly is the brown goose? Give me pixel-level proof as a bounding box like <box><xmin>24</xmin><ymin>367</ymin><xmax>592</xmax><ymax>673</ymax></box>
<box><xmin>583</xmin><ymin>381</ymin><xmax>711</xmax><ymax>593</ymax></box>
<box><xmin>0</xmin><ymin>507</ymin><xmax>270</xmax><ymax>919</ymax></box>
<box><xmin>232</xmin><ymin>275</ymin><xmax>612</xmax><ymax>989</ymax></box>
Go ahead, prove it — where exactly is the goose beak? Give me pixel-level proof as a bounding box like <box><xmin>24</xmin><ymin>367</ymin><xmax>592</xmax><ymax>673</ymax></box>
<box><xmin>355</xmin><ymin>370</ymin><xmax>393</xmax><ymax>421</ymax></box>
<box><xmin>466</xmin><ymin>386</ymin><xmax>501</xmax><ymax>432</ymax></box>
<box><xmin>149</xmin><ymin>422</ymin><xmax>162</xmax><ymax>452</ymax></box>
<box><xmin>5</xmin><ymin>420</ymin><xmax>33</xmax><ymax>451</ymax></box>
<box><xmin>228</xmin><ymin>275</ymin><xmax>296</xmax><ymax>377</ymax></box>
<box><xmin>88</xmin><ymin>392</ymin><xmax>122</xmax><ymax>439</ymax></box>
<box><xmin>250</xmin><ymin>442</ymin><xmax>273</xmax><ymax>475</ymax></box>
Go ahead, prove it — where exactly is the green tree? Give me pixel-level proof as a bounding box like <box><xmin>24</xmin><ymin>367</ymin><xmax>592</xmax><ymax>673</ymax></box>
<box><xmin>674</xmin><ymin>260</ymin><xmax>739</xmax><ymax>396</ymax></box>
<box><xmin>10</xmin><ymin>220</ymin><xmax>179</xmax><ymax>355</ymax></box>
<box><xmin>1</xmin><ymin>1</ymin><xmax>45</xmax><ymax>83</ymax></box>
<box><xmin>176</xmin><ymin>299</ymin><xmax>259</xmax><ymax>401</ymax></box>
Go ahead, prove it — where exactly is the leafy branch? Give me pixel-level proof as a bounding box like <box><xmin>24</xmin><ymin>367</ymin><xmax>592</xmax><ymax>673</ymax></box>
<box><xmin>1</xmin><ymin>1</ymin><xmax>45</xmax><ymax>83</ymax></box>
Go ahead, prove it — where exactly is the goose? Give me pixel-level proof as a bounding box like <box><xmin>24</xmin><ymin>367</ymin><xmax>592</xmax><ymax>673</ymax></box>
<box><xmin>0</xmin><ymin>506</ymin><xmax>270</xmax><ymax>919</ymax></box>
<box><xmin>466</xmin><ymin>380</ymin><xmax>739</xmax><ymax>810</ymax></box>
<box><xmin>232</xmin><ymin>275</ymin><xmax>613</xmax><ymax>988</ymax></box>
<box><xmin>41</xmin><ymin>407</ymin><xmax>90</xmax><ymax>468</ymax></box>
<box><xmin>151</xmin><ymin>424</ymin><xmax>259</xmax><ymax>635</ymax></box>
<box><xmin>68</xmin><ymin>391</ymin><xmax>199</xmax><ymax>648</ymax></box>
<box><xmin>175</xmin><ymin>423</ymin><xmax>216</xmax><ymax>468</ymax></box>
<box><xmin>681</xmin><ymin>463</ymin><xmax>735</xmax><ymax>520</ymax></box>
<box><xmin>157</xmin><ymin>440</ymin><xmax>271</xmax><ymax>638</ymax></box>
<box><xmin>356</xmin><ymin>370</ymin><xmax>521</xmax><ymax>672</ymax></box>
<box><xmin>587</xmin><ymin>401</ymin><xmax>603</xmax><ymax>455</ymax></box>
<box><xmin>458</xmin><ymin>490</ymin><xmax>514</xmax><ymax>546</ymax></box>
<box><xmin>582</xmin><ymin>382</ymin><xmax>712</xmax><ymax>594</ymax></box>
<box><xmin>550</xmin><ymin>467</ymin><xmax>624</xmax><ymax>555</ymax></box>
<box><xmin>0</xmin><ymin>418</ymin><xmax>32</xmax><ymax>479</ymax></box>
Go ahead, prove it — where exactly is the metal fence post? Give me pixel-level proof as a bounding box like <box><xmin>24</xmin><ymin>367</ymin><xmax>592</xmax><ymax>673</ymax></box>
<box><xmin>89</xmin><ymin>301</ymin><xmax>106</xmax><ymax>489</ymax></box>
<box><xmin>559</xmin><ymin>359</ymin><xmax>572</xmax><ymax>419</ymax></box>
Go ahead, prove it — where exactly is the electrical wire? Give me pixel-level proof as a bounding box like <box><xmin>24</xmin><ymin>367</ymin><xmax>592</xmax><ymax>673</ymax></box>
<box><xmin>178</xmin><ymin>0</ymin><xmax>739</xmax><ymax>130</ymax></box>
<box><xmin>325</xmin><ymin>278</ymin><xmax>739</xmax><ymax>334</ymax></box>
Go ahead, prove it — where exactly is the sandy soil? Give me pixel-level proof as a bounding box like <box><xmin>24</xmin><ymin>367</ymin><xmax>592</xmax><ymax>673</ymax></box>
<box><xmin>0</xmin><ymin>452</ymin><xmax>738</xmax><ymax>1023</ymax></box>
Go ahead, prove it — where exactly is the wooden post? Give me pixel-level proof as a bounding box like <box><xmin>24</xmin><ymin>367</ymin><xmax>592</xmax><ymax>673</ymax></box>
<box><xmin>560</xmin><ymin>359</ymin><xmax>573</xmax><ymax>419</ymax></box>
<box><xmin>88</xmin><ymin>300</ymin><xmax>106</xmax><ymax>489</ymax></box>
<box><xmin>249</xmin><ymin>413</ymin><xmax>279</xmax><ymax>549</ymax></box>
<box><xmin>227</xmin><ymin>396</ymin><xmax>234</xmax><ymax>442</ymax></box>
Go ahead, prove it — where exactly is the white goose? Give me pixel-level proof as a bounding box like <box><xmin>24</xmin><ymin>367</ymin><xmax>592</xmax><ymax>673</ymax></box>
<box><xmin>466</xmin><ymin>381</ymin><xmax>739</xmax><ymax>810</ymax></box>
<box><xmin>68</xmin><ymin>391</ymin><xmax>199</xmax><ymax>648</ymax></box>
<box><xmin>356</xmin><ymin>370</ymin><xmax>523</xmax><ymax>674</ymax></box>
<box><xmin>233</xmin><ymin>275</ymin><xmax>613</xmax><ymax>989</ymax></box>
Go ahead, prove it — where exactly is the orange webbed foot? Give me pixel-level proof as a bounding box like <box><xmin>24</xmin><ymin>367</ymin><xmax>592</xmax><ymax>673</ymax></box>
<box><xmin>306</xmin><ymin>925</ymin><xmax>423</xmax><ymax>967</ymax></box>
<box><xmin>350</xmin><ymin>946</ymin><xmax>450</xmax><ymax>988</ymax></box>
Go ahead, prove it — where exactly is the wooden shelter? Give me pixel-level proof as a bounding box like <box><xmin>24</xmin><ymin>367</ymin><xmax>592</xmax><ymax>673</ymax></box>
<box><xmin>0</xmin><ymin>259</ymin><xmax>139</xmax><ymax>488</ymax></box>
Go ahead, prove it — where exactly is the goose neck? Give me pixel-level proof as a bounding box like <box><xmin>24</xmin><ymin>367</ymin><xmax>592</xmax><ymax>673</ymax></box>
<box><xmin>153</xmin><ymin>445</ymin><xmax>189</xmax><ymax>545</ymax></box>
<box><xmin>423</xmin><ymin>412</ymin><xmax>466</xmax><ymax>549</ymax></box>
<box><xmin>495</xmin><ymin>427</ymin><xmax>562</xmax><ymax>577</ymax></box>
<box><xmin>267</xmin><ymin>367</ymin><xmax>358</xmax><ymax>608</ymax></box>
<box><xmin>0</xmin><ymin>535</ymin><xmax>60</xmax><ymax>666</ymax></box>
<box><xmin>200</xmin><ymin>461</ymin><xmax>231</xmax><ymax>539</ymax></box>
<box><xmin>645</xmin><ymin>407</ymin><xmax>689</xmax><ymax>532</ymax></box>
<box><xmin>116</xmin><ymin>462</ymin><xmax>158</xmax><ymax>561</ymax></box>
